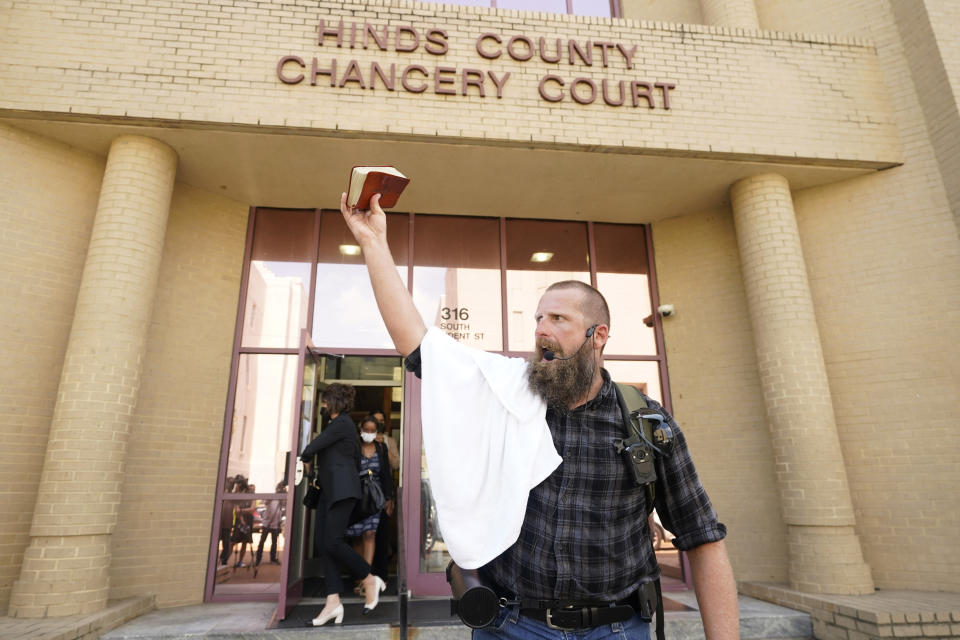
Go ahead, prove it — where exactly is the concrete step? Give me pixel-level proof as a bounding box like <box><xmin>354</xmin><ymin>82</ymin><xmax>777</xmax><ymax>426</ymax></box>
<box><xmin>100</xmin><ymin>594</ymin><xmax>812</xmax><ymax>640</ymax></box>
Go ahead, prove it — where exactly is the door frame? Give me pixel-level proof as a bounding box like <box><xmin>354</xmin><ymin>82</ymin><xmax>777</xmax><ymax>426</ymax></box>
<box><xmin>276</xmin><ymin>330</ymin><xmax>322</xmax><ymax>619</ymax></box>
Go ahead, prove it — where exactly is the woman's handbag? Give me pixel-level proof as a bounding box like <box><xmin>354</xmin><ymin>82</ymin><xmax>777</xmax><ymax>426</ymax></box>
<box><xmin>302</xmin><ymin>472</ymin><xmax>321</xmax><ymax>509</ymax></box>
<box><xmin>350</xmin><ymin>468</ymin><xmax>386</xmax><ymax>524</ymax></box>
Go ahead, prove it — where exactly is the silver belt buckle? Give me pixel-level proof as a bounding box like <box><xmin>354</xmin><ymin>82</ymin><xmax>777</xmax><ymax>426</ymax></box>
<box><xmin>544</xmin><ymin>608</ymin><xmax>561</xmax><ymax>630</ymax></box>
<box><xmin>544</xmin><ymin>607</ymin><xmax>575</xmax><ymax>631</ymax></box>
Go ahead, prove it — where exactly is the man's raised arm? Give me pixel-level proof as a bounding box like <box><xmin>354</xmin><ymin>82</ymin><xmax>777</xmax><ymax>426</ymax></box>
<box><xmin>341</xmin><ymin>192</ymin><xmax>426</xmax><ymax>356</ymax></box>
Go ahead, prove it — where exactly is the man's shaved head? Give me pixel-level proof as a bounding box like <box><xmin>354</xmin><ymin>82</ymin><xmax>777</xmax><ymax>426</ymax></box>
<box><xmin>544</xmin><ymin>280</ymin><xmax>610</xmax><ymax>329</ymax></box>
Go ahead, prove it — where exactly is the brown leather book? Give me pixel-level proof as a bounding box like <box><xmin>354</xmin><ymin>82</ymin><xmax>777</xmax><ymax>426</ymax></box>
<box><xmin>346</xmin><ymin>166</ymin><xmax>410</xmax><ymax>209</ymax></box>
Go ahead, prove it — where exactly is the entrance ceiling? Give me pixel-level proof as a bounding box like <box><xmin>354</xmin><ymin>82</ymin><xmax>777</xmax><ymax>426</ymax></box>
<box><xmin>3</xmin><ymin>116</ymin><xmax>881</xmax><ymax>222</ymax></box>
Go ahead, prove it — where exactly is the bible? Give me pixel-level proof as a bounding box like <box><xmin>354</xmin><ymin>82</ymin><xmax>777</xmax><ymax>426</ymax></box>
<box><xmin>346</xmin><ymin>166</ymin><xmax>410</xmax><ymax>209</ymax></box>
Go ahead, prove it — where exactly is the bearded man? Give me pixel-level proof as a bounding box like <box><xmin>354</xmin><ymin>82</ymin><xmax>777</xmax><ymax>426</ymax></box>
<box><xmin>341</xmin><ymin>193</ymin><xmax>738</xmax><ymax>640</ymax></box>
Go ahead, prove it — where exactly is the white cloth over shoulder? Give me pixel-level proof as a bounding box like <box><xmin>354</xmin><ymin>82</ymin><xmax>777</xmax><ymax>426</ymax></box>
<box><xmin>419</xmin><ymin>327</ymin><xmax>562</xmax><ymax>569</ymax></box>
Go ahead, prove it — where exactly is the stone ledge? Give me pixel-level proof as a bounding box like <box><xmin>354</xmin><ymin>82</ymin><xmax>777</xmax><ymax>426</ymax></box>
<box><xmin>0</xmin><ymin>596</ymin><xmax>156</xmax><ymax>640</ymax></box>
<box><xmin>741</xmin><ymin>582</ymin><xmax>960</xmax><ymax>640</ymax></box>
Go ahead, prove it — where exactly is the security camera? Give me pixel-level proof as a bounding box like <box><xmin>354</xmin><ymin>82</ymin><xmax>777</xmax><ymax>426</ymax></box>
<box><xmin>658</xmin><ymin>304</ymin><xmax>675</xmax><ymax>317</ymax></box>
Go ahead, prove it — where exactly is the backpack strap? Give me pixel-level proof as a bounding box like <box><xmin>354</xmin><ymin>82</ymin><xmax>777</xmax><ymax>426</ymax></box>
<box><xmin>616</xmin><ymin>383</ymin><xmax>651</xmax><ymax>437</ymax></box>
<box><xmin>613</xmin><ymin>383</ymin><xmax>658</xmax><ymax>512</ymax></box>
<box><xmin>615</xmin><ymin>383</ymin><xmax>667</xmax><ymax>640</ymax></box>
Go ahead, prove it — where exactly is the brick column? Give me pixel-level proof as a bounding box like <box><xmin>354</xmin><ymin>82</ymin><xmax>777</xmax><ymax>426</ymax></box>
<box><xmin>9</xmin><ymin>136</ymin><xmax>177</xmax><ymax>617</ymax></box>
<box><xmin>730</xmin><ymin>173</ymin><xmax>873</xmax><ymax>595</ymax></box>
<box><xmin>699</xmin><ymin>0</ymin><xmax>759</xmax><ymax>29</ymax></box>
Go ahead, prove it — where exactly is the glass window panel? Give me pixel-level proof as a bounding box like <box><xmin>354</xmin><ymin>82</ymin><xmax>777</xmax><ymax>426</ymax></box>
<box><xmin>571</xmin><ymin>0</ymin><xmax>613</xmax><ymax>17</ymax></box>
<box><xmin>313</xmin><ymin>211</ymin><xmax>409</xmax><ymax>349</ymax></box>
<box><xmin>603</xmin><ymin>360</ymin><xmax>663</xmax><ymax>405</ymax></box>
<box><xmin>242</xmin><ymin>209</ymin><xmax>315</xmax><ymax>349</ymax></box>
<box><xmin>415</xmin><ymin>0</ymin><xmax>613</xmax><ymax>15</ymax></box>
<box><xmin>594</xmin><ymin>223</ymin><xmax>656</xmax><ymax>356</ymax></box>
<box><xmin>422</xmin><ymin>0</ymin><xmax>490</xmax><ymax>5</ymax></box>
<box><xmin>420</xmin><ymin>445</ymin><xmax>448</xmax><ymax>572</ymax></box>
<box><xmin>412</xmin><ymin>215</ymin><xmax>503</xmax><ymax>351</ymax></box>
<box><xmin>227</xmin><ymin>354</ymin><xmax>298</xmax><ymax>493</ymax></box>
<box><xmin>505</xmin><ymin>219</ymin><xmax>589</xmax><ymax>352</ymax></box>
<box><xmin>214</xmin><ymin>497</ymin><xmax>286</xmax><ymax>595</ymax></box>
<box><xmin>499</xmin><ymin>0</ymin><xmax>568</xmax><ymax>12</ymax></box>
<box><xmin>322</xmin><ymin>355</ymin><xmax>404</xmax><ymax>383</ymax></box>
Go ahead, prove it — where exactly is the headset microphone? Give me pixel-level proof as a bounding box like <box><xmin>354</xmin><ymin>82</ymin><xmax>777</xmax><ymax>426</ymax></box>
<box><xmin>542</xmin><ymin>324</ymin><xmax>598</xmax><ymax>362</ymax></box>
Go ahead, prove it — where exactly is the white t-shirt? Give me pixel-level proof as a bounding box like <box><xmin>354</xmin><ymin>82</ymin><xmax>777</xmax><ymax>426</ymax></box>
<box><xmin>419</xmin><ymin>327</ymin><xmax>562</xmax><ymax>569</ymax></box>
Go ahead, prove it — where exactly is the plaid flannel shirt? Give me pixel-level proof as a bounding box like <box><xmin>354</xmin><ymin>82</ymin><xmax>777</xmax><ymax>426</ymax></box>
<box><xmin>405</xmin><ymin>348</ymin><xmax>725</xmax><ymax>602</ymax></box>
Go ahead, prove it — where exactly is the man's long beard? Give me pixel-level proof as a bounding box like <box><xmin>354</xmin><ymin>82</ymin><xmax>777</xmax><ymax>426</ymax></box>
<box><xmin>527</xmin><ymin>340</ymin><xmax>596</xmax><ymax>410</ymax></box>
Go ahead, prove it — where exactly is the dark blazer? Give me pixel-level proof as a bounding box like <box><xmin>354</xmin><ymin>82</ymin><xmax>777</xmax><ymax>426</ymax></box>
<box><xmin>371</xmin><ymin>441</ymin><xmax>394</xmax><ymax>501</ymax></box>
<box><xmin>300</xmin><ymin>413</ymin><xmax>361</xmax><ymax>504</ymax></box>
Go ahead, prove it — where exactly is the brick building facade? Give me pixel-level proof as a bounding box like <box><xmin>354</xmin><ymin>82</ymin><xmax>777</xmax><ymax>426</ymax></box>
<box><xmin>0</xmin><ymin>0</ymin><xmax>957</xmax><ymax>634</ymax></box>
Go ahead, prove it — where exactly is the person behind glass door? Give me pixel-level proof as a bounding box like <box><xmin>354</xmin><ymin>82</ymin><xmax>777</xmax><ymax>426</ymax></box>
<box><xmin>346</xmin><ymin>415</ymin><xmax>395</xmax><ymax>593</ymax></box>
<box><xmin>300</xmin><ymin>383</ymin><xmax>386</xmax><ymax>626</ymax></box>
<box><xmin>218</xmin><ymin>475</ymin><xmax>240</xmax><ymax>569</ymax></box>
<box><xmin>372</xmin><ymin>410</ymin><xmax>400</xmax><ymax>472</ymax></box>
<box><xmin>371</xmin><ymin>412</ymin><xmax>398</xmax><ymax>581</ymax></box>
<box><xmin>256</xmin><ymin>480</ymin><xmax>285</xmax><ymax>567</ymax></box>
<box><xmin>232</xmin><ymin>482</ymin><xmax>256</xmax><ymax>569</ymax></box>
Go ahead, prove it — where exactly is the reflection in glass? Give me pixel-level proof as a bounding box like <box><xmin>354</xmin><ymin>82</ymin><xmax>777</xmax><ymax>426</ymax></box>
<box><xmin>287</xmin><ymin>348</ymin><xmax>321</xmax><ymax>592</ymax></box>
<box><xmin>505</xmin><ymin>219</ymin><xmax>589</xmax><ymax>352</ymax></box>
<box><xmin>242</xmin><ymin>209</ymin><xmax>315</xmax><ymax>349</ymax></box>
<box><xmin>420</xmin><ymin>446</ymin><xmax>449</xmax><ymax>573</ymax></box>
<box><xmin>423</xmin><ymin>0</ymin><xmax>489</xmax><ymax>5</ymax></box>
<box><xmin>322</xmin><ymin>355</ymin><xmax>404</xmax><ymax>383</ymax></box>
<box><xmin>227</xmin><ymin>355</ymin><xmax>298</xmax><ymax>493</ymax></box>
<box><xmin>313</xmin><ymin>211</ymin><xmax>409</xmax><ymax>349</ymax></box>
<box><xmin>594</xmin><ymin>223</ymin><xmax>656</xmax><ymax>356</ymax></box>
<box><xmin>571</xmin><ymin>0</ymin><xmax>613</xmax><ymax>17</ymax></box>
<box><xmin>242</xmin><ymin>262</ymin><xmax>311</xmax><ymax>349</ymax></box>
<box><xmin>313</xmin><ymin>264</ymin><xmax>409</xmax><ymax>349</ymax></box>
<box><xmin>214</xmin><ymin>498</ymin><xmax>286</xmax><ymax>595</ymax></box>
<box><xmin>603</xmin><ymin>360</ymin><xmax>662</xmax><ymax>404</ymax></box>
<box><xmin>499</xmin><ymin>0</ymin><xmax>567</xmax><ymax>12</ymax></box>
<box><xmin>413</xmin><ymin>215</ymin><xmax>502</xmax><ymax>351</ymax></box>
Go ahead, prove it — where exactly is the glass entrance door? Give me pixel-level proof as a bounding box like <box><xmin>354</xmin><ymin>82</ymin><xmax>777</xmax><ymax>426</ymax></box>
<box><xmin>276</xmin><ymin>330</ymin><xmax>322</xmax><ymax>619</ymax></box>
<box><xmin>400</xmin><ymin>374</ymin><xmax>454</xmax><ymax>595</ymax></box>
<box><xmin>218</xmin><ymin>207</ymin><xmax>673</xmax><ymax>603</ymax></box>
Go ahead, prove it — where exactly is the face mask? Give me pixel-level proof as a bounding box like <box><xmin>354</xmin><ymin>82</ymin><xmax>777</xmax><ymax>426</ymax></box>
<box><xmin>361</xmin><ymin>432</ymin><xmax>377</xmax><ymax>443</ymax></box>
<box><xmin>320</xmin><ymin>407</ymin><xmax>330</xmax><ymax>420</ymax></box>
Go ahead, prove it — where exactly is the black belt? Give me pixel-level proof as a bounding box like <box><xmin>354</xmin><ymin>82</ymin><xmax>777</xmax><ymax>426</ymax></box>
<box><xmin>520</xmin><ymin>604</ymin><xmax>636</xmax><ymax>630</ymax></box>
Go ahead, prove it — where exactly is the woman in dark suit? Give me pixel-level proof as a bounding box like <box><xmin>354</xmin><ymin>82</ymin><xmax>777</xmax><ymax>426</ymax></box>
<box><xmin>300</xmin><ymin>383</ymin><xmax>385</xmax><ymax>626</ymax></box>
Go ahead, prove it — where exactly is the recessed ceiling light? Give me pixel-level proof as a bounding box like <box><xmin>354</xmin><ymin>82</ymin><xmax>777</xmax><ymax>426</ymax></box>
<box><xmin>530</xmin><ymin>252</ymin><xmax>554</xmax><ymax>263</ymax></box>
<box><xmin>339</xmin><ymin>244</ymin><xmax>362</xmax><ymax>256</ymax></box>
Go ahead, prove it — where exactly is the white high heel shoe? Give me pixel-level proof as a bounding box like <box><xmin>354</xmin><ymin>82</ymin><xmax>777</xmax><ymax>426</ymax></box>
<box><xmin>362</xmin><ymin>575</ymin><xmax>387</xmax><ymax>615</ymax></box>
<box><xmin>307</xmin><ymin>603</ymin><xmax>344</xmax><ymax>626</ymax></box>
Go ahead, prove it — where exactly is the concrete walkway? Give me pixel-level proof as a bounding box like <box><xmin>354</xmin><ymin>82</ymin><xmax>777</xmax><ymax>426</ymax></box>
<box><xmin>4</xmin><ymin>586</ymin><xmax>958</xmax><ymax>640</ymax></box>
<box><xmin>93</xmin><ymin>593</ymin><xmax>810</xmax><ymax>640</ymax></box>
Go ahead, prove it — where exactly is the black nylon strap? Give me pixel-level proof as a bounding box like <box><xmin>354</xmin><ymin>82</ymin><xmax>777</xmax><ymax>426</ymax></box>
<box><xmin>654</xmin><ymin>578</ymin><xmax>665</xmax><ymax>640</ymax></box>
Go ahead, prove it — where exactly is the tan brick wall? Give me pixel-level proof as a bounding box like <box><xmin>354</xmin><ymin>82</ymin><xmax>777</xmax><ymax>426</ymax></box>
<box><xmin>0</xmin><ymin>124</ymin><xmax>246</xmax><ymax>611</ymax></box>
<box><xmin>699</xmin><ymin>0</ymin><xmax>759</xmax><ymax>28</ymax></box>
<box><xmin>925</xmin><ymin>0</ymin><xmax>960</xmax><ymax>107</ymax></box>
<box><xmin>755</xmin><ymin>0</ymin><xmax>868</xmax><ymax>37</ymax></box>
<box><xmin>107</xmin><ymin>184</ymin><xmax>247</xmax><ymax>607</ymax></box>
<box><xmin>0</xmin><ymin>123</ymin><xmax>104</xmax><ymax>615</ymax></box>
<box><xmin>620</xmin><ymin>0</ymin><xmax>703</xmax><ymax>25</ymax></box>
<box><xmin>652</xmin><ymin>205</ymin><xmax>789</xmax><ymax>585</ymax></box>
<box><xmin>0</xmin><ymin>0</ymin><xmax>899</xmax><ymax>166</ymax></box>
<box><xmin>752</xmin><ymin>0</ymin><xmax>960</xmax><ymax>593</ymax></box>
<box><xmin>9</xmin><ymin>135</ymin><xmax>179</xmax><ymax>618</ymax></box>
<box><xmin>793</xmin><ymin>167</ymin><xmax>960</xmax><ymax>592</ymax></box>
<box><xmin>889</xmin><ymin>0</ymin><xmax>960</xmax><ymax>234</ymax></box>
